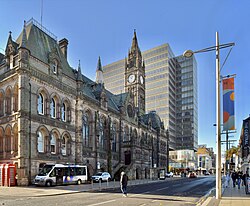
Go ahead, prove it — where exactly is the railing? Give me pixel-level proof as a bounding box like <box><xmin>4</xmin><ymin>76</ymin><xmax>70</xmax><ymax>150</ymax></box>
<box><xmin>26</xmin><ymin>18</ymin><xmax>57</xmax><ymax>41</ymax></box>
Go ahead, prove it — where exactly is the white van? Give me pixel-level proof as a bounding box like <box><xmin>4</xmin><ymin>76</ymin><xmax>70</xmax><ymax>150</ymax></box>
<box><xmin>34</xmin><ymin>164</ymin><xmax>88</xmax><ymax>186</ymax></box>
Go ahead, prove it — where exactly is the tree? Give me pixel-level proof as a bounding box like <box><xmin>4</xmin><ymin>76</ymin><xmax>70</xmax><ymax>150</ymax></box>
<box><xmin>226</xmin><ymin>146</ymin><xmax>240</xmax><ymax>160</ymax></box>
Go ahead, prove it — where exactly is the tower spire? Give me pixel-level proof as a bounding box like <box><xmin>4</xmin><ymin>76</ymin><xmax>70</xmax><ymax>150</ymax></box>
<box><xmin>131</xmin><ymin>29</ymin><xmax>139</xmax><ymax>52</ymax></box>
<box><xmin>77</xmin><ymin>59</ymin><xmax>83</xmax><ymax>82</ymax></box>
<box><xmin>96</xmin><ymin>56</ymin><xmax>104</xmax><ymax>84</ymax></box>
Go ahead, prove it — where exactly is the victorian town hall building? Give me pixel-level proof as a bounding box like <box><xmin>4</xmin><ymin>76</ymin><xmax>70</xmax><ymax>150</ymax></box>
<box><xmin>0</xmin><ymin>19</ymin><xmax>169</xmax><ymax>185</ymax></box>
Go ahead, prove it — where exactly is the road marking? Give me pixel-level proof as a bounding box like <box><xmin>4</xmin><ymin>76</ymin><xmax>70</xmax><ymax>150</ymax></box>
<box><xmin>130</xmin><ymin>190</ymin><xmax>151</xmax><ymax>197</ymax></box>
<box><xmin>156</xmin><ymin>186</ymin><xmax>169</xmax><ymax>191</ymax></box>
<box><xmin>86</xmin><ymin>199</ymin><xmax>116</xmax><ymax>206</ymax></box>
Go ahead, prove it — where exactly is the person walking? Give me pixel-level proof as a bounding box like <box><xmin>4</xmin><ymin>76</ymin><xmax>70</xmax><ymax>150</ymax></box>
<box><xmin>231</xmin><ymin>170</ymin><xmax>237</xmax><ymax>188</ymax></box>
<box><xmin>237</xmin><ymin>171</ymin><xmax>242</xmax><ymax>189</ymax></box>
<box><xmin>120</xmin><ymin>171</ymin><xmax>128</xmax><ymax>197</ymax></box>
<box><xmin>225</xmin><ymin>172</ymin><xmax>231</xmax><ymax>188</ymax></box>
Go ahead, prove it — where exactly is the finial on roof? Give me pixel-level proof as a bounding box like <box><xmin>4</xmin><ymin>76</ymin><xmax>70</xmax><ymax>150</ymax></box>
<box><xmin>97</xmin><ymin>56</ymin><xmax>103</xmax><ymax>71</ymax></box>
<box><xmin>20</xmin><ymin>20</ymin><xmax>28</xmax><ymax>48</ymax></box>
<box><xmin>96</xmin><ymin>56</ymin><xmax>104</xmax><ymax>84</ymax></box>
<box><xmin>78</xmin><ymin>59</ymin><xmax>81</xmax><ymax>70</ymax></box>
<box><xmin>77</xmin><ymin>59</ymin><xmax>83</xmax><ymax>82</ymax></box>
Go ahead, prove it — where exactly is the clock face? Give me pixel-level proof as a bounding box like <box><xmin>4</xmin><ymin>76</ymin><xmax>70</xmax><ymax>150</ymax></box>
<box><xmin>128</xmin><ymin>74</ymin><xmax>135</xmax><ymax>83</ymax></box>
<box><xmin>140</xmin><ymin>76</ymin><xmax>144</xmax><ymax>84</ymax></box>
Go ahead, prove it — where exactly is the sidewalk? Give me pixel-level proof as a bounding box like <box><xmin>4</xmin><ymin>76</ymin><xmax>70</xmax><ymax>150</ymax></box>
<box><xmin>201</xmin><ymin>182</ymin><xmax>250</xmax><ymax>206</ymax></box>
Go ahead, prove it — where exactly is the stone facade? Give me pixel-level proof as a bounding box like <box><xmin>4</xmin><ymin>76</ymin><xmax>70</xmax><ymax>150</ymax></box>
<box><xmin>0</xmin><ymin>19</ymin><xmax>168</xmax><ymax>185</ymax></box>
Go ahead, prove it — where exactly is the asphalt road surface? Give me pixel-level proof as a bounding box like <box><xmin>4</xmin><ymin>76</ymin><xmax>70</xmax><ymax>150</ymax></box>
<box><xmin>0</xmin><ymin>176</ymin><xmax>215</xmax><ymax>206</ymax></box>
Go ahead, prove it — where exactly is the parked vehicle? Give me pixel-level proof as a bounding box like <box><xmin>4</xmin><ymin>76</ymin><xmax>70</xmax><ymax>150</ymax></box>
<box><xmin>188</xmin><ymin>172</ymin><xmax>197</xmax><ymax>178</ymax></box>
<box><xmin>165</xmin><ymin>172</ymin><xmax>174</xmax><ymax>178</ymax></box>
<box><xmin>91</xmin><ymin>172</ymin><xmax>111</xmax><ymax>182</ymax></box>
<box><xmin>34</xmin><ymin>164</ymin><xmax>88</xmax><ymax>186</ymax></box>
<box><xmin>204</xmin><ymin>171</ymin><xmax>210</xmax><ymax>175</ymax></box>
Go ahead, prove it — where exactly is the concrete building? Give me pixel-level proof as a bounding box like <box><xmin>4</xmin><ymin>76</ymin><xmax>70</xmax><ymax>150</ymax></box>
<box><xmin>103</xmin><ymin>42</ymin><xmax>198</xmax><ymax>151</ymax></box>
<box><xmin>240</xmin><ymin>117</ymin><xmax>250</xmax><ymax>175</ymax></box>
<box><xmin>0</xmin><ymin>19</ymin><xmax>168</xmax><ymax>185</ymax></box>
<box><xmin>196</xmin><ymin>144</ymin><xmax>213</xmax><ymax>174</ymax></box>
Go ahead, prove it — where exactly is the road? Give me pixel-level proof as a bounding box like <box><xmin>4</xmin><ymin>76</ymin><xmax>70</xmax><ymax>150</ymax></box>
<box><xmin>0</xmin><ymin>176</ymin><xmax>215</xmax><ymax>206</ymax></box>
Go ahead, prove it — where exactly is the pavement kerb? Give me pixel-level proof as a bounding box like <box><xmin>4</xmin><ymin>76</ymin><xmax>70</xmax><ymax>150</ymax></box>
<box><xmin>196</xmin><ymin>187</ymin><xmax>215</xmax><ymax>206</ymax></box>
<box><xmin>197</xmin><ymin>176</ymin><xmax>226</xmax><ymax>206</ymax></box>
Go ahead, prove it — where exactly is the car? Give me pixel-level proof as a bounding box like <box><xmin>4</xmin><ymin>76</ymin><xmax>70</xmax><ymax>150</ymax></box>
<box><xmin>91</xmin><ymin>172</ymin><xmax>111</xmax><ymax>182</ymax></box>
<box><xmin>165</xmin><ymin>172</ymin><xmax>174</xmax><ymax>178</ymax></box>
<box><xmin>204</xmin><ymin>171</ymin><xmax>210</xmax><ymax>175</ymax></box>
<box><xmin>188</xmin><ymin>172</ymin><xmax>197</xmax><ymax>178</ymax></box>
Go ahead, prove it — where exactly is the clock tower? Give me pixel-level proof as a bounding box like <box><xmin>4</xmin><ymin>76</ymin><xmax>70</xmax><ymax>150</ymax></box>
<box><xmin>125</xmin><ymin>30</ymin><xmax>145</xmax><ymax>115</ymax></box>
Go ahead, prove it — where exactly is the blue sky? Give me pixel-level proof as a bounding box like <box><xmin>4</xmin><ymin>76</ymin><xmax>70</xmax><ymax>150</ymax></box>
<box><xmin>1</xmin><ymin>0</ymin><xmax>249</xmax><ymax>152</ymax></box>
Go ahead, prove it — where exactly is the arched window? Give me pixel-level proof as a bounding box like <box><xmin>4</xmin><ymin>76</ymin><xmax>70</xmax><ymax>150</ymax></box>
<box><xmin>111</xmin><ymin>124</ymin><xmax>117</xmax><ymax>152</ymax></box>
<box><xmin>13</xmin><ymin>85</ymin><xmax>18</xmax><ymax>112</ymax></box>
<box><xmin>66</xmin><ymin>137</ymin><xmax>71</xmax><ymax>155</ymax></box>
<box><xmin>99</xmin><ymin>121</ymin><xmax>104</xmax><ymax>149</ymax></box>
<box><xmin>61</xmin><ymin>136</ymin><xmax>66</xmax><ymax>155</ymax></box>
<box><xmin>83</xmin><ymin>114</ymin><xmax>90</xmax><ymax>147</ymax></box>
<box><xmin>50</xmin><ymin>133</ymin><xmax>56</xmax><ymax>154</ymax></box>
<box><xmin>5</xmin><ymin>127</ymin><xmax>11</xmax><ymax>152</ymax></box>
<box><xmin>0</xmin><ymin>128</ymin><xmax>3</xmax><ymax>154</ymax></box>
<box><xmin>53</xmin><ymin>60</ymin><xmax>58</xmax><ymax>74</ymax></box>
<box><xmin>38</xmin><ymin>93</ymin><xmax>44</xmax><ymax>114</ymax></box>
<box><xmin>37</xmin><ymin>131</ymin><xmax>44</xmax><ymax>153</ymax></box>
<box><xmin>5</xmin><ymin>88</ymin><xmax>11</xmax><ymax>115</ymax></box>
<box><xmin>50</xmin><ymin>98</ymin><xmax>56</xmax><ymax>118</ymax></box>
<box><xmin>0</xmin><ymin>92</ymin><xmax>4</xmax><ymax>116</ymax></box>
<box><xmin>61</xmin><ymin>103</ymin><xmax>66</xmax><ymax>122</ymax></box>
<box><xmin>13</xmin><ymin>125</ymin><xmax>18</xmax><ymax>153</ymax></box>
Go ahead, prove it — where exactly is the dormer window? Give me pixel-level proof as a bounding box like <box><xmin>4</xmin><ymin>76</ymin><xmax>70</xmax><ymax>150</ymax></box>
<box><xmin>52</xmin><ymin>60</ymin><xmax>58</xmax><ymax>74</ymax></box>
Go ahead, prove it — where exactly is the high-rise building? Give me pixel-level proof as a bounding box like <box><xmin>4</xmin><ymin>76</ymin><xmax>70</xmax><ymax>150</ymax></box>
<box><xmin>103</xmin><ymin>39</ymin><xmax>198</xmax><ymax>151</ymax></box>
<box><xmin>175</xmin><ymin>55</ymin><xmax>198</xmax><ymax>151</ymax></box>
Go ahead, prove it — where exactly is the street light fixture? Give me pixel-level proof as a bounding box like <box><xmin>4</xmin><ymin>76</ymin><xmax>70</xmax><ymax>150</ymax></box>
<box><xmin>183</xmin><ymin>32</ymin><xmax>235</xmax><ymax>199</ymax></box>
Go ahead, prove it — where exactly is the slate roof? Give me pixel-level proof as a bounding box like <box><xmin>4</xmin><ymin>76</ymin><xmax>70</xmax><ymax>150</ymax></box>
<box><xmin>141</xmin><ymin>111</ymin><xmax>163</xmax><ymax>130</ymax></box>
<box><xmin>0</xmin><ymin>53</ymin><xmax>4</xmax><ymax>64</ymax></box>
<box><xmin>15</xmin><ymin>21</ymin><xmax>75</xmax><ymax>79</ymax></box>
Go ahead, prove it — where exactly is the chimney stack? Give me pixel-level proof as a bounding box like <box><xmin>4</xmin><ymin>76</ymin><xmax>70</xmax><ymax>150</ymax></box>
<box><xmin>59</xmin><ymin>38</ymin><xmax>68</xmax><ymax>59</ymax></box>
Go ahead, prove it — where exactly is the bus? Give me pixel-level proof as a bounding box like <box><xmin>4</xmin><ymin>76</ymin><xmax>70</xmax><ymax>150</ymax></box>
<box><xmin>34</xmin><ymin>164</ymin><xmax>88</xmax><ymax>186</ymax></box>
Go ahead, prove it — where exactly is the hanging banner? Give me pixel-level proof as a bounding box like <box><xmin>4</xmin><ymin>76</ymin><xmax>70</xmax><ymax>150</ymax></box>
<box><xmin>223</xmin><ymin>77</ymin><xmax>235</xmax><ymax>131</ymax></box>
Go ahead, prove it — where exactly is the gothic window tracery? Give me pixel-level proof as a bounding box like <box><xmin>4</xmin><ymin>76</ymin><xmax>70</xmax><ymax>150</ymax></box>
<box><xmin>38</xmin><ymin>93</ymin><xmax>44</xmax><ymax>115</ymax></box>
<box><xmin>83</xmin><ymin>114</ymin><xmax>90</xmax><ymax>147</ymax></box>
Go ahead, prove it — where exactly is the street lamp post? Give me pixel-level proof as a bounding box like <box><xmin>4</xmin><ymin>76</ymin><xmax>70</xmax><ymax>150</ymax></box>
<box><xmin>183</xmin><ymin>32</ymin><xmax>234</xmax><ymax>199</ymax></box>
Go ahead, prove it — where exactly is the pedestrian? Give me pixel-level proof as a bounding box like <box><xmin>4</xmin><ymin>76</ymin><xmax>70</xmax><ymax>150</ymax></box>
<box><xmin>225</xmin><ymin>172</ymin><xmax>231</xmax><ymax>188</ymax></box>
<box><xmin>237</xmin><ymin>171</ymin><xmax>242</xmax><ymax>189</ymax></box>
<box><xmin>120</xmin><ymin>171</ymin><xmax>128</xmax><ymax>197</ymax></box>
<box><xmin>231</xmin><ymin>170</ymin><xmax>237</xmax><ymax>188</ymax></box>
<box><xmin>242</xmin><ymin>172</ymin><xmax>247</xmax><ymax>187</ymax></box>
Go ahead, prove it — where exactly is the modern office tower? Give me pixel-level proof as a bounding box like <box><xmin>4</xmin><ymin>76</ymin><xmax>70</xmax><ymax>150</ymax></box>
<box><xmin>103</xmin><ymin>38</ymin><xmax>198</xmax><ymax>151</ymax></box>
<box><xmin>175</xmin><ymin>55</ymin><xmax>198</xmax><ymax>151</ymax></box>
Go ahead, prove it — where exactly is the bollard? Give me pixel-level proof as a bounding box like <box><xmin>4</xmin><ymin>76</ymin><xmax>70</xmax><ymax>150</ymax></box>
<box><xmin>91</xmin><ymin>179</ymin><xmax>94</xmax><ymax>190</ymax></box>
<box><xmin>107</xmin><ymin>179</ymin><xmax>109</xmax><ymax>188</ymax></box>
<box><xmin>99</xmin><ymin>179</ymin><xmax>101</xmax><ymax>190</ymax></box>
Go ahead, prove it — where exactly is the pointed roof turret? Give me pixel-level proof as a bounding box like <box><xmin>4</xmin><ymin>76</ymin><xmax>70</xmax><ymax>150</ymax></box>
<box><xmin>20</xmin><ymin>20</ymin><xmax>28</xmax><ymax>48</ymax></box>
<box><xmin>97</xmin><ymin>56</ymin><xmax>103</xmax><ymax>72</ymax></box>
<box><xmin>77</xmin><ymin>60</ymin><xmax>83</xmax><ymax>82</ymax></box>
<box><xmin>131</xmin><ymin>29</ymin><xmax>139</xmax><ymax>51</ymax></box>
<box><xmin>7</xmin><ymin>31</ymin><xmax>13</xmax><ymax>45</ymax></box>
<box><xmin>5</xmin><ymin>31</ymin><xmax>14</xmax><ymax>54</ymax></box>
<box><xmin>96</xmin><ymin>56</ymin><xmax>104</xmax><ymax>84</ymax></box>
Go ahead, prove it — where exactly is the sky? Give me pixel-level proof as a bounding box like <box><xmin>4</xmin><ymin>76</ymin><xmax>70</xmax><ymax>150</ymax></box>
<box><xmin>0</xmin><ymin>0</ymin><xmax>249</xmax><ymax>153</ymax></box>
